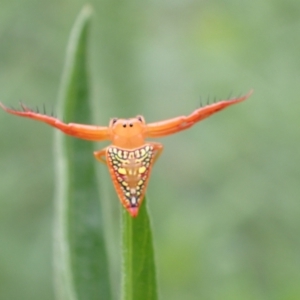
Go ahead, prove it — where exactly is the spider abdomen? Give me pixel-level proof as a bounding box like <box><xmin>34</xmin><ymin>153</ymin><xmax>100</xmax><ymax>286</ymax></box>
<box><xmin>106</xmin><ymin>144</ymin><xmax>155</xmax><ymax>217</ymax></box>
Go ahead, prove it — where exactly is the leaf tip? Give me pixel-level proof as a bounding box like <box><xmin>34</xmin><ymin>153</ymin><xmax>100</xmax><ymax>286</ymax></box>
<box><xmin>81</xmin><ymin>3</ymin><xmax>93</xmax><ymax>18</ymax></box>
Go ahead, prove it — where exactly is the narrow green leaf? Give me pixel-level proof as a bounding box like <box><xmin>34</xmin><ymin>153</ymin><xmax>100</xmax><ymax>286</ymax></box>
<box><xmin>54</xmin><ymin>6</ymin><xmax>111</xmax><ymax>300</ymax></box>
<box><xmin>122</xmin><ymin>198</ymin><xmax>158</xmax><ymax>300</ymax></box>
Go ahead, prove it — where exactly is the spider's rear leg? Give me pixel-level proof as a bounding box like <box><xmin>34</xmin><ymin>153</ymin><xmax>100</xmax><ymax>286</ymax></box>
<box><xmin>149</xmin><ymin>142</ymin><xmax>164</xmax><ymax>164</ymax></box>
<box><xmin>94</xmin><ymin>148</ymin><xmax>107</xmax><ymax>164</ymax></box>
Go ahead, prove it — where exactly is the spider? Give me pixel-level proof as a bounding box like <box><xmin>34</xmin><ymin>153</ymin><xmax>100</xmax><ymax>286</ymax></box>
<box><xmin>0</xmin><ymin>90</ymin><xmax>252</xmax><ymax>217</ymax></box>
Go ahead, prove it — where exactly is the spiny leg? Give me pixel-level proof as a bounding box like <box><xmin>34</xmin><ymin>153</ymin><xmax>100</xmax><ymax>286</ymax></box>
<box><xmin>0</xmin><ymin>102</ymin><xmax>110</xmax><ymax>141</ymax></box>
<box><xmin>145</xmin><ymin>90</ymin><xmax>252</xmax><ymax>138</ymax></box>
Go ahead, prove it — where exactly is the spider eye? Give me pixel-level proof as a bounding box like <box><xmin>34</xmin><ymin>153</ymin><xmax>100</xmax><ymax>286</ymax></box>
<box><xmin>111</xmin><ymin>118</ymin><xmax>118</xmax><ymax>125</ymax></box>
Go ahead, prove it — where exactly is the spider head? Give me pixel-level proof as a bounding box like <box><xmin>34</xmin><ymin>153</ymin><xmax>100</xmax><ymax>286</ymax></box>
<box><xmin>109</xmin><ymin>115</ymin><xmax>146</xmax><ymax>148</ymax></box>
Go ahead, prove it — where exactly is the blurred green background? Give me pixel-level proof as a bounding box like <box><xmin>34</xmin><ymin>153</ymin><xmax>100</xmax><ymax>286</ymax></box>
<box><xmin>0</xmin><ymin>0</ymin><xmax>299</xmax><ymax>299</ymax></box>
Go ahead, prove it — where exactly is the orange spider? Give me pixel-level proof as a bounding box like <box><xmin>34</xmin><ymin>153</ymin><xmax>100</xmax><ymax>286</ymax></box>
<box><xmin>0</xmin><ymin>90</ymin><xmax>252</xmax><ymax>217</ymax></box>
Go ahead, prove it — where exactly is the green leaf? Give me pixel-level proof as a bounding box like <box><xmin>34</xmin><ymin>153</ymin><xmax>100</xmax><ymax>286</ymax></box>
<box><xmin>121</xmin><ymin>198</ymin><xmax>158</xmax><ymax>300</ymax></box>
<box><xmin>53</xmin><ymin>6</ymin><xmax>111</xmax><ymax>300</ymax></box>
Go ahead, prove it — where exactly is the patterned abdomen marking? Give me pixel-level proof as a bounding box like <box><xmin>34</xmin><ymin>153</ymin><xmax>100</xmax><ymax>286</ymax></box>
<box><xmin>106</xmin><ymin>144</ymin><xmax>155</xmax><ymax>211</ymax></box>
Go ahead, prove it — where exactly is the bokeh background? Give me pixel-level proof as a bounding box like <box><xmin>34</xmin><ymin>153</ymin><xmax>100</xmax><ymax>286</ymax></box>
<box><xmin>0</xmin><ymin>0</ymin><xmax>299</xmax><ymax>299</ymax></box>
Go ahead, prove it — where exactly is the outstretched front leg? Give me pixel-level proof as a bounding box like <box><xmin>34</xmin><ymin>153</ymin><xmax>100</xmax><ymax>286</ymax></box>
<box><xmin>146</xmin><ymin>90</ymin><xmax>252</xmax><ymax>138</ymax></box>
<box><xmin>0</xmin><ymin>102</ymin><xmax>110</xmax><ymax>141</ymax></box>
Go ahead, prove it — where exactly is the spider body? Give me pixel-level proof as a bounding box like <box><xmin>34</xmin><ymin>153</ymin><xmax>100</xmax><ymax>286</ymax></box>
<box><xmin>0</xmin><ymin>90</ymin><xmax>252</xmax><ymax>217</ymax></box>
<box><xmin>105</xmin><ymin>144</ymin><xmax>157</xmax><ymax>217</ymax></box>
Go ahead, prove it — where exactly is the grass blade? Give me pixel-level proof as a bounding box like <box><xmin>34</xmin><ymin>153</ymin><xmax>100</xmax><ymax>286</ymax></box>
<box><xmin>122</xmin><ymin>198</ymin><xmax>158</xmax><ymax>300</ymax></box>
<box><xmin>54</xmin><ymin>6</ymin><xmax>111</xmax><ymax>300</ymax></box>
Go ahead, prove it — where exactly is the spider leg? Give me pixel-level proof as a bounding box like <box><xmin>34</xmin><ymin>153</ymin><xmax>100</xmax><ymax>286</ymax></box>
<box><xmin>94</xmin><ymin>148</ymin><xmax>107</xmax><ymax>164</ymax></box>
<box><xmin>149</xmin><ymin>142</ymin><xmax>164</xmax><ymax>164</ymax></box>
<box><xmin>0</xmin><ymin>102</ymin><xmax>110</xmax><ymax>141</ymax></box>
<box><xmin>146</xmin><ymin>90</ymin><xmax>253</xmax><ymax>138</ymax></box>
